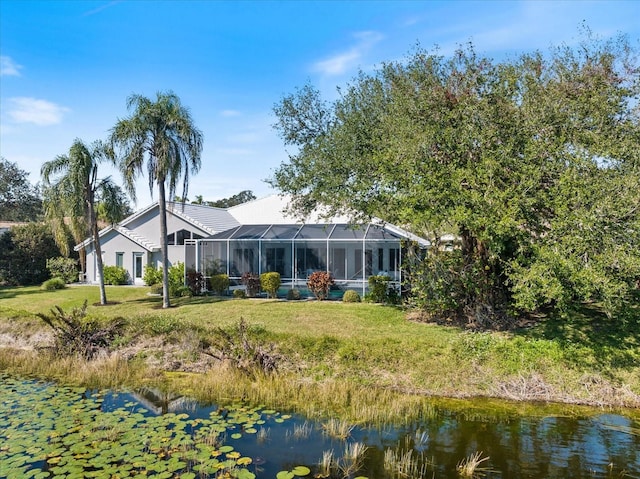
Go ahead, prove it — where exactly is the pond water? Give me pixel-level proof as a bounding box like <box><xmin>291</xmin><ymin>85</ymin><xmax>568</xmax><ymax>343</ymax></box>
<box><xmin>1</xmin><ymin>375</ymin><xmax>638</xmax><ymax>479</ymax></box>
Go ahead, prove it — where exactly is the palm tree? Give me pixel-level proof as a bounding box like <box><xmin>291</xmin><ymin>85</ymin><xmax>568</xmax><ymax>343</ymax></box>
<box><xmin>111</xmin><ymin>91</ymin><xmax>203</xmax><ymax>308</ymax></box>
<box><xmin>41</xmin><ymin>139</ymin><xmax>127</xmax><ymax>305</ymax></box>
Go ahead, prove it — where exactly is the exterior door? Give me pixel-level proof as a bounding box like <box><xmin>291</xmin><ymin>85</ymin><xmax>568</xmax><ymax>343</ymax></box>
<box><xmin>133</xmin><ymin>252</ymin><xmax>144</xmax><ymax>283</ymax></box>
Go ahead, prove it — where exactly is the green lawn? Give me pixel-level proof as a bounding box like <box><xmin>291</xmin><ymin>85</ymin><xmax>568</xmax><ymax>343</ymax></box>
<box><xmin>1</xmin><ymin>285</ymin><xmax>638</xmax><ymax>419</ymax></box>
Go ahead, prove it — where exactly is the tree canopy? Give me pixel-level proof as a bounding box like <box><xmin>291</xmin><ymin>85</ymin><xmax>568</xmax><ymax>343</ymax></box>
<box><xmin>42</xmin><ymin>139</ymin><xmax>129</xmax><ymax>305</ymax></box>
<box><xmin>111</xmin><ymin>91</ymin><xmax>203</xmax><ymax>308</ymax></box>
<box><xmin>271</xmin><ymin>33</ymin><xmax>640</xmax><ymax>326</ymax></box>
<box><xmin>192</xmin><ymin>190</ymin><xmax>256</xmax><ymax>208</ymax></box>
<box><xmin>0</xmin><ymin>158</ymin><xmax>42</xmax><ymax>222</ymax></box>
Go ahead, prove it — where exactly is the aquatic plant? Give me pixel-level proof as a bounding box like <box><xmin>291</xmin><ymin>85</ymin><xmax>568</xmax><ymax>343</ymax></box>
<box><xmin>0</xmin><ymin>376</ymin><xmax>294</xmax><ymax>479</ymax></box>
<box><xmin>337</xmin><ymin>442</ymin><xmax>368</xmax><ymax>477</ymax></box>
<box><xmin>383</xmin><ymin>447</ymin><xmax>430</xmax><ymax>478</ymax></box>
<box><xmin>317</xmin><ymin>449</ymin><xmax>334</xmax><ymax>478</ymax></box>
<box><xmin>321</xmin><ymin>418</ymin><xmax>354</xmax><ymax>439</ymax></box>
<box><xmin>456</xmin><ymin>451</ymin><xmax>490</xmax><ymax>477</ymax></box>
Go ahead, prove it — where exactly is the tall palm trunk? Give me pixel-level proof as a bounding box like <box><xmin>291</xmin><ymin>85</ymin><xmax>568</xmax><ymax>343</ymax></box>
<box><xmin>90</xmin><ymin>199</ymin><xmax>107</xmax><ymax>305</ymax></box>
<box><xmin>158</xmin><ymin>179</ymin><xmax>171</xmax><ymax>308</ymax></box>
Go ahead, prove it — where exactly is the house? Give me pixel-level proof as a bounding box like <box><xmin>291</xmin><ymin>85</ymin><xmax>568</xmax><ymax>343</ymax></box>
<box><xmin>76</xmin><ymin>195</ymin><xmax>429</xmax><ymax>295</ymax></box>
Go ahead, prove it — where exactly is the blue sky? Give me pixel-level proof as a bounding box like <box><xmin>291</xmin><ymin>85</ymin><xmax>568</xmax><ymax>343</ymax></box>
<box><xmin>1</xmin><ymin>0</ymin><xmax>639</xmax><ymax>209</ymax></box>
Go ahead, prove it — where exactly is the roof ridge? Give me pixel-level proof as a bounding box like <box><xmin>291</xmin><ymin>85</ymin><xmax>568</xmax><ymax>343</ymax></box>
<box><xmin>114</xmin><ymin>225</ymin><xmax>159</xmax><ymax>251</ymax></box>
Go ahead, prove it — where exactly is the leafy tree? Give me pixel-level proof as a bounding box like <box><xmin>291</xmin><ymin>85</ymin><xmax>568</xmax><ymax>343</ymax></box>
<box><xmin>41</xmin><ymin>139</ymin><xmax>128</xmax><ymax>305</ymax></box>
<box><xmin>0</xmin><ymin>157</ymin><xmax>42</xmax><ymax>221</ymax></box>
<box><xmin>46</xmin><ymin>256</ymin><xmax>79</xmax><ymax>283</ymax></box>
<box><xmin>96</xmin><ymin>184</ymin><xmax>133</xmax><ymax>224</ymax></box>
<box><xmin>272</xmin><ymin>33</ymin><xmax>640</xmax><ymax>326</ymax></box>
<box><xmin>188</xmin><ymin>190</ymin><xmax>256</xmax><ymax>208</ymax></box>
<box><xmin>0</xmin><ymin>223</ymin><xmax>62</xmax><ymax>285</ymax></box>
<box><xmin>206</xmin><ymin>190</ymin><xmax>256</xmax><ymax>208</ymax></box>
<box><xmin>111</xmin><ymin>91</ymin><xmax>203</xmax><ymax>308</ymax></box>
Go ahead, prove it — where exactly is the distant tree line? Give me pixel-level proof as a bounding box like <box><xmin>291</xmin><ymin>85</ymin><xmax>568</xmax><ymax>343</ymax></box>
<box><xmin>180</xmin><ymin>190</ymin><xmax>257</xmax><ymax>208</ymax></box>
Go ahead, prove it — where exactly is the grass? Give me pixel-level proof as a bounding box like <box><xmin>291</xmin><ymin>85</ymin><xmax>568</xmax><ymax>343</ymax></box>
<box><xmin>0</xmin><ymin>285</ymin><xmax>639</xmax><ymax>422</ymax></box>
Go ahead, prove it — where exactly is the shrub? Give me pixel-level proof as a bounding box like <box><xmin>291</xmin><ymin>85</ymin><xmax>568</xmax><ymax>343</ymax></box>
<box><xmin>233</xmin><ymin>289</ymin><xmax>247</xmax><ymax>299</ymax></box>
<box><xmin>168</xmin><ymin>262</ymin><xmax>185</xmax><ymax>296</ymax></box>
<box><xmin>241</xmin><ymin>272</ymin><xmax>261</xmax><ymax>297</ymax></box>
<box><xmin>367</xmin><ymin>275</ymin><xmax>391</xmax><ymax>303</ymax></box>
<box><xmin>307</xmin><ymin>271</ymin><xmax>335</xmax><ymax>300</ymax></box>
<box><xmin>186</xmin><ymin>270</ymin><xmax>205</xmax><ymax>295</ymax></box>
<box><xmin>143</xmin><ymin>265</ymin><xmax>163</xmax><ymax>286</ymax></box>
<box><xmin>210</xmin><ymin>274</ymin><xmax>230</xmax><ymax>295</ymax></box>
<box><xmin>42</xmin><ymin>277</ymin><xmax>66</xmax><ymax>291</ymax></box>
<box><xmin>287</xmin><ymin>288</ymin><xmax>301</xmax><ymax>300</ymax></box>
<box><xmin>366</xmin><ymin>275</ymin><xmax>400</xmax><ymax>304</ymax></box>
<box><xmin>46</xmin><ymin>257</ymin><xmax>78</xmax><ymax>283</ymax></box>
<box><xmin>37</xmin><ymin>300</ymin><xmax>125</xmax><ymax>359</ymax></box>
<box><xmin>203</xmin><ymin>318</ymin><xmax>280</xmax><ymax>374</ymax></box>
<box><xmin>103</xmin><ymin>265</ymin><xmax>129</xmax><ymax>285</ymax></box>
<box><xmin>173</xmin><ymin>285</ymin><xmax>193</xmax><ymax>298</ymax></box>
<box><xmin>342</xmin><ymin>290</ymin><xmax>361</xmax><ymax>303</ymax></box>
<box><xmin>149</xmin><ymin>283</ymin><xmax>163</xmax><ymax>295</ymax></box>
<box><xmin>260</xmin><ymin>272</ymin><xmax>281</xmax><ymax>298</ymax></box>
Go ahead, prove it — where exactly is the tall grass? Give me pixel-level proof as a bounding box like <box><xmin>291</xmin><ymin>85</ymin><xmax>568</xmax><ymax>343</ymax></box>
<box><xmin>1</xmin><ymin>285</ymin><xmax>639</xmax><ymax>414</ymax></box>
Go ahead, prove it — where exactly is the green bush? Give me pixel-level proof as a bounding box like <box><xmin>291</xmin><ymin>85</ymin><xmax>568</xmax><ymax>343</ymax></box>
<box><xmin>260</xmin><ymin>272</ymin><xmax>281</xmax><ymax>298</ymax></box>
<box><xmin>367</xmin><ymin>275</ymin><xmax>391</xmax><ymax>303</ymax></box>
<box><xmin>287</xmin><ymin>288</ymin><xmax>301</xmax><ymax>300</ymax></box>
<box><xmin>173</xmin><ymin>285</ymin><xmax>192</xmax><ymax>298</ymax></box>
<box><xmin>307</xmin><ymin>271</ymin><xmax>334</xmax><ymax>300</ymax></box>
<box><xmin>233</xmin><ymin>289</ymin><xmax>247</xmax><ymax>299</ymax></box>
<box><xmin>366</xmin><ymin>275</ymin><xmax>400</xmax><ymax>304</ymax></box>
<box><xmin>46</xmin><ymin>257</ymin><xmax>78</xmax><ymax>283</ymax></box>
<box><xmin>168</xmin><ymin>262</ymin><xmax>185</xmax><ymax>297</ymax></box>
<box><xmin>143</xmin><ymin>265</ymin><xmax>163</xmax><ymax>286</ymax></box>
<box><xmin>342</xmin><ymin>289</ymin><xmax>361</xmax><ymax>303</ymax></box>
<box><xmin>42</xmin><ymin>277</ymin><xmax>66</xmax><ymax>291</ymax></box>
<box><xmin>149</xmin><ymin>283</ymin><xmax>163</xmax><ymax>295</ymax></box>
<box><xmin>210</xmin><ymin>274</ymin><xmax>230</xmax><ymax>295</ymax></box>
<box><xmin>103</xmin><ymin>265</ymin><xmax>129</xmax><ymax>285</ymax></box>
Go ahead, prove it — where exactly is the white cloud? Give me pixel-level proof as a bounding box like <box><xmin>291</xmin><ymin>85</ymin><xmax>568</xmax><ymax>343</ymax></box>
<box><xmin>7</xmin><ymin>97</ymin><xmax>69</xmax><ymax>126</ymax></box>
<box><xmin>220</xmin><ymin>109</ymin><xmax>242</xmax><ymax>117</ymax></box>
<box><xmin>313</xmin><ymin>30</ymin><xmax>385</xmax><ymax>76</ymax></box>
<box><xmin>0</xmin><ymin>56</ymin><xmax>22</xmax><ymax>76</ymax></box>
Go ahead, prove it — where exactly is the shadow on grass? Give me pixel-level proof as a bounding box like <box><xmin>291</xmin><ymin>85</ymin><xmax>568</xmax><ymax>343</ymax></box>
<box><xmin>519</xmin><ymin>297</ymin><xmax>640</xmax><ymax>371</ymax></box>
<box><xmin>0</xmin><ymin>286</ymin><xmax>49</xmax><ymax>300</ymax></box>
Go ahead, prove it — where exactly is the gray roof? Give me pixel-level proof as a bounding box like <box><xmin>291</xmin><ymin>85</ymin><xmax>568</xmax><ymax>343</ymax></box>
<box><xmin>165</xmin><ymin>202</ymin><xmax>239</xmax><ymax>235</ymax></box>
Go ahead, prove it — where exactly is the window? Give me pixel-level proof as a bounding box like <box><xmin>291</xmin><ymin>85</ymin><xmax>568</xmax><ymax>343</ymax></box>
<box><xmin>389</xmin><ymin>248</ymin><xmax>399</xmax><ymax>272</ymax></box>
<box><xmin>168</xmin><ymin>229</ymin><xmax>201</xmax><ymax>246</ymax></box>
<box><xmin>296</xmin><ymin>247</ymin><xmax>326</xmax><ymax>277</ymax></box>
<box><xmin>176</xmin><ymin>229</ymin><xmax>190</xmax><ymax>245</ymax></box>
<box><xmin>266</xmin><ymin>247</ymin><xmax>286</xmax><ymax>275</ymax></box>
<box><xmin>330</xmin><ymin>248</ymin><xmax>346</xmax><ymax>279</ymax></box>
<box><xmin>233</xmin><ymin>248</ymin><xmax>255</xmax><ymax>275</ymax></box>
<box><xmin>378</xmin><ymin>248</ymin><xmax>384</xmax><ymax>272</ymax></box>
<box><xmin>115</xmin><ymin>252</ymin><xmax>124</xmax><ymax>268</ymax></box>
<box><xmin>354</xmin><ymin>249</ymin><xmax>372</xmax><ymax>277</ymax></box>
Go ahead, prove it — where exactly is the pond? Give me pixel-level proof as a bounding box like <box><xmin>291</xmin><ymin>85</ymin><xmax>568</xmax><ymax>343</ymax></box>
<box><xmin>1</xmin><ymin>375</ymin><xmax>638</xmax><ymax>479</ymax></box>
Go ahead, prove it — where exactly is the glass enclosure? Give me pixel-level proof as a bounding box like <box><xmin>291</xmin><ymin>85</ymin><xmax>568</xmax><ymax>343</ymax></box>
<box><xmin>185</xmin><ymin>223</ymin><xmax>410</xmax><ymax>295</ymax></box>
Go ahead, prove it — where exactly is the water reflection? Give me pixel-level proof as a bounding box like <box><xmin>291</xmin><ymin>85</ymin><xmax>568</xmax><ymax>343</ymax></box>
<box><xmin>123</xmin><ymin>389</ymin><xmax>639</xmax><ymax>478</ymax></box>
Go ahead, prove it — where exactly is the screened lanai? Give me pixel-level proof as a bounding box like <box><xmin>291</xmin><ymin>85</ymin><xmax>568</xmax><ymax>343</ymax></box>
<box><xmin>184</xmin><ymin>223</ymin><xmax>420</xmax><ymax>295</ymax></box>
